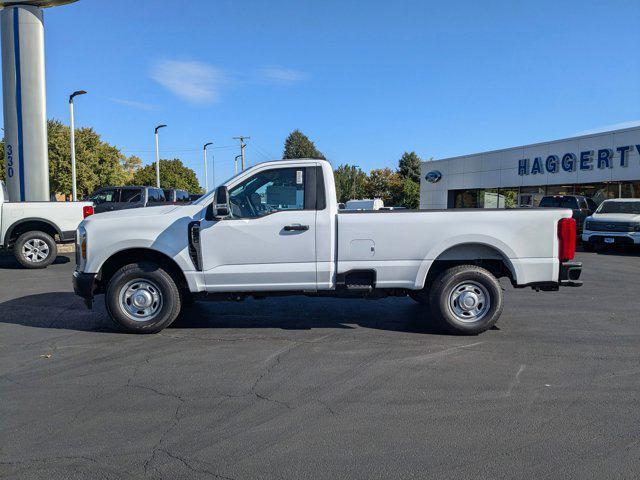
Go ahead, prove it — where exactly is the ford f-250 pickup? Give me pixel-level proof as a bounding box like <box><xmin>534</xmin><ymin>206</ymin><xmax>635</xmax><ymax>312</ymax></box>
<box><xmin>73</xmin><ymin>159</ymin><xmax>582</xmax><ymax>335</ymax></box>
<box><xmin>1</xmin><ymin>180</ymin><xmax>94</xmax><ymax>268</ymax></box>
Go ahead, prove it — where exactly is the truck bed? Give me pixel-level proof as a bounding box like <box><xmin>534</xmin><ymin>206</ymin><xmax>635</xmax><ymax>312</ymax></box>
<box><xmin>336</xmin><ymin>208</ymin><xmax>571</xmax><ymax>288</ymax></box>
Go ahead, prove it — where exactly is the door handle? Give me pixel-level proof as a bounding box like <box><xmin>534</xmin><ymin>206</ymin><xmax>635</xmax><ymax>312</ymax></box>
<box><xmin>284</xmin><ymin>224</ymin><xmax>309</xmax><ymax>232</ymax></box>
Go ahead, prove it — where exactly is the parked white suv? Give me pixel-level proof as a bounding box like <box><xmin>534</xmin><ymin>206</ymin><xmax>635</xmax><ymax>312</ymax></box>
<box><xmin>73</xmin><ymin>159</ymin><xmax>582</xmax><ymax>335</ymax></box>
<box><xmin>582</xmin><ymin>199</ymin><xmax>640</xmax><ymax>251</ymax></box>
<box><xmin>0</xmin><ymin>180</ymin><xmax>94</xmax><ymax>268</ymax></box>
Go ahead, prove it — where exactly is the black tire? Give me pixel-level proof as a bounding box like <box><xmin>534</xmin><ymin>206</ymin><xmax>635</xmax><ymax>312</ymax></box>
<box><xmin>429</xmin><ymin>265</ymin><xmax>503</xmax><ymax>335</ymax></box>
<box><xmin>582</xmin><ymin>242</ymin><xmax>594</xmax><ymax>252</ymax></box>
<box><xmin>105</xmin><ymin>262</ymin><xmax>182</xmax><ymax>334</ymax></box>
<box><xmin>14</xmin><ymin>231</ymin><xmax>57</xmax><ymax>269</ymax></box>
<box><xmin>408</xmin><ymin>289</ymin><xmax>430</xmax><ymax>306</ymax></box>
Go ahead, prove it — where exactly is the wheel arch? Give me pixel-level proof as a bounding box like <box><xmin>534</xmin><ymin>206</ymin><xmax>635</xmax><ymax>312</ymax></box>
<box><xmin>4</xmin><ymin>218</ymin><xmax>62</xmax><ymax>246</ymax></box>
<box><xmin>415</xmin><ymin>239</ymin><xmax>520</xmax><ymax>289</ymax></box>
<box><xmin>96</xmin><ymin>247</ymin><xmax>189</xmax><ymax>294</ymax></box>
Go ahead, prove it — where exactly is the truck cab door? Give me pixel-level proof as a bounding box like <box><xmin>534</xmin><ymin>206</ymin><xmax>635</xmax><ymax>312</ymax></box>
<box><xmin>199</xmin><ymin>165</ymin><xmax>318</xmax><ymax>292</ymax></box>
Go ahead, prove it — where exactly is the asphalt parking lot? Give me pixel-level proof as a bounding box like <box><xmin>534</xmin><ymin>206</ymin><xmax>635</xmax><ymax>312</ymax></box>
<box><xmin>1</xmin><ymin>248</ymin><xmax>639</xmax><ymax>480</ymax></box>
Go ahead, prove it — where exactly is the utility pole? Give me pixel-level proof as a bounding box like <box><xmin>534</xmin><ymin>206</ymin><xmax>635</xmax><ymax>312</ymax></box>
<box><xmin>233</xmin><ymin>136</ymin><xmax>250</xmax><ymax>171</ymax></box>
<box><xmin>203</xmin><ymin>142</ymin><xmax>213</xmax><ymax>192</ymax></box>
<box><xmin>234</xmin><ymin>155</ymin><xmax>242</xmax><ymax>175</ymax></box>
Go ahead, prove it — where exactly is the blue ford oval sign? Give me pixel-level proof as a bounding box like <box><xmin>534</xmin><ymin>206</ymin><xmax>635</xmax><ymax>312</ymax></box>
<box><xmin>425</xmin><ymin>170</ymin><xmax>442</xmax><ymax>183</ymax></box>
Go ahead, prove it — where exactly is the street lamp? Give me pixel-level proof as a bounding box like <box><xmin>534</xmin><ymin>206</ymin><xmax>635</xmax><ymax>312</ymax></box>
<box><xmin>203</xmin><ymin>142</ymin><xmax>213</xmax><ymax>192</ymax></box>
<box><xmin>234</xmin><ymin>154</ymin><xmax>242</xmax><ymax>175</ymax></box>
<box><xmin>69</xmin><ymin>90</ymin><xmax>87</xmax><ymax>201</ymax></box>
<box><xmin>154</xmin><ymin>124</ymin><xmax>167</xmax><ymax>188</ymax></box>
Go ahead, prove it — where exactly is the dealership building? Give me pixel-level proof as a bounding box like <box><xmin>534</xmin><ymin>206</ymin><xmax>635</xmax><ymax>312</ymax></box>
<box><xmin>420</xmin><ymin>126</ymin><xmax>640</xmax><ymax>209</ymax></box>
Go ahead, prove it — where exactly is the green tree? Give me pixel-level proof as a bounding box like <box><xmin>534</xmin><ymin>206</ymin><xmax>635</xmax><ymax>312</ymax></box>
<box><xmin>395</xmin><ymin>178</ymin><xmax>420</xmax><ymax>209</ymax></box>
<box><xmin>131</xmin><ymin>158</ymin><xmax>202</xmax><ymax>193</ymax></box>
<box><xmin>365</xmin><ymin>168</ymin><xmax>399</xmax><ymax>204</ymax></box>
<box><xmin>334</xmin><ymin>164</ymin><xmax>367</xmax><ymax>203</ymax></box>
<box><xmin>121</xmin><ymin>155</ymin><xmax>142</xmax><ymax>184</ymax></box>
<box><xmin>1</xmin><ymin>119</ymin><xmax>129</xmax><ymax>198</ymax></box>
<box><xmin>397</xmin><ymin>151</ymin><xmax>422</xmax><ymax>183</ymax></box>
<box><xmin>283</xmin><ymin>130</ymin><xmax>325</xmax><ymax>159</ymax></box>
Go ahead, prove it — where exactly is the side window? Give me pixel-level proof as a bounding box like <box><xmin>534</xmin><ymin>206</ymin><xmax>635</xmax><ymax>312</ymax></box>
<box><xmin>228</xmin><ymin>168</ymin><xmax>305</xmax><ymax>219</ymax></box>
<box><xmin>91</xmin><ymin>189</ymin><xmax>117</xmax><ymax>205</ymax></box>
<box><xmin>120</xmin><ymin>189</ymin><xmax>142</xmax><ymax>203</ymax></box>
<box><xmin>147</xmin><ymin>188</ymin><xmax>165</xmax><ymax>203</ymax></box>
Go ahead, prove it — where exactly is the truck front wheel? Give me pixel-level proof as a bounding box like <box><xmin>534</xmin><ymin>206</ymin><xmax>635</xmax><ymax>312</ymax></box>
<box><xmin>14</xmin><ymin>231</ymin><xmax>57</xmax><ymax>269</ymax></box>
<box><xmin>429</xmin><ymin>265</ymin><xmax>503</xmax><ymax>335</ymax></box>
<box><xmin>105</xmin><ymin>262</ymin><xmax>182</xmax><ymax>334</ymax></box>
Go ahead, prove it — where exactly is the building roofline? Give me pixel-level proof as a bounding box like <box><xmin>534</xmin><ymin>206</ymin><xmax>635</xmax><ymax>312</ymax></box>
<box><xmin>426</xmin><ymin>125</ymin><xmax>640</xmax><ymax>164</ymax></box>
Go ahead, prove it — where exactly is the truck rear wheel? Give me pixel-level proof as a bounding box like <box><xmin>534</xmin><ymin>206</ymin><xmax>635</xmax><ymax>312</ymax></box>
<box><xmin>429</xmin><ymin>265</ymin><xmax>503</xmax><ymax>335</ymax></box>
<box><xmin>105</xmin><ymin>262</ymin><xmax>182</xmax><ymax>334</ymax></box>
<box><xmin>14</xmin><ymin>231</ymin><xmax>57</xmax><ymax>269</ymax></box>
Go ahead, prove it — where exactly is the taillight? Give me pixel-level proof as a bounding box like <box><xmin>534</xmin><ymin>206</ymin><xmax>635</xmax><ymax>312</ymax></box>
<box><xmin>83</xmin><ymin>206</ymin><xmax>94</xmax><ymax>218</ymax></box>
<box><xmin>558</xmin><ymin>218</ymin><xmax>576</xmax><ymax>261</ymax></box>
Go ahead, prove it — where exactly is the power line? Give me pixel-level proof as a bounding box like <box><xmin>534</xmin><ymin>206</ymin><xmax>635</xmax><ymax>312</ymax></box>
<box><xmin>246</xmin><ymin>144</ymin><xmax>270</xmax><ymax>162</ymax></box>
<box><xmin>121</xmin><ymin>145</ymin><xmax>237</xmax><ymax>154</ymax></box>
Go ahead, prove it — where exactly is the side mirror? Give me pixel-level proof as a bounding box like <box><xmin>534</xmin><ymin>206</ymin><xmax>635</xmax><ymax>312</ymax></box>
<box><xmin>205</xmin><ymin>186</ymin><xmax>231</xmax><ymax>221</ymax></box>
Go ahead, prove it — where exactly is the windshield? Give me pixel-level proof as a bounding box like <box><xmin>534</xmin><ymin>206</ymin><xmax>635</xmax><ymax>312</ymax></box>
<box><xmin>596</xmin><ymin>201</ymin><xmax>640</xmax><ymax>215</ymax></box>
<box><xmin>539</xmin><ymin>196</ymin><xmax>578</xmax><ymax>209</ymax></box>
<box><xmin>192</xmin><ymin>171</ymin><xmax>244</xmax><ymax>206</ymax></box>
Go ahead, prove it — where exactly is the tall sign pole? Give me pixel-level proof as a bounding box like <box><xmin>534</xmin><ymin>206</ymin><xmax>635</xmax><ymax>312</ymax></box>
<box><xmin>0</xmin><ymin>0</ymin><xmax>79</xmax><ymax>202</ymax></box>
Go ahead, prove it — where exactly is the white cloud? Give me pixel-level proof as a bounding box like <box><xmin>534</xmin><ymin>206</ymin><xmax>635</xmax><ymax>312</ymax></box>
<box><xmin>259</xmin><ymin>67</ymin><xmax>309</xmax><ymax>85</ymax></box>
<box><xmin>150</xmin><ymin>59</ymin><xmax>227</xmax><ymax>104</ymax></box>
<box><xmin>574</xmin><ymin>120</ymin><xmax>640</xmax><ymax>136</ymax></box>
<box><xmin>110</xmin><ymin>98</ymin><xmax>156</xmax><ymax>111</ymax></box>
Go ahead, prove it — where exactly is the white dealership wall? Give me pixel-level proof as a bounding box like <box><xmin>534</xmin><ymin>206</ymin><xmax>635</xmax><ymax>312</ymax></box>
<box><xmin>420</xmin><ymin>126</ymin><xmax>640</xmax><ymax>209</ymax></box>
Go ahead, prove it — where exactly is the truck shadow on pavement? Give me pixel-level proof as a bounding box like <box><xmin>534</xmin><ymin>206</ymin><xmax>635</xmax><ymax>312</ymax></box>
<box><xmin>0</xmin><ymin>253</ymin><xmax>70</xmax><ymax>269</ymax></box>
<box><xmin>0</xmin><ymin>291</ymin><xmax>464</xmax><ymax>336</ymax></box>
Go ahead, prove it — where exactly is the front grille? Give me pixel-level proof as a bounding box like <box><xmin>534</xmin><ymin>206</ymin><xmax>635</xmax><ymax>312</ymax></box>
<box><xmin>585</xmin><ymin>221</ymin><xmax>637</xmax><ymax>232</ymax></box>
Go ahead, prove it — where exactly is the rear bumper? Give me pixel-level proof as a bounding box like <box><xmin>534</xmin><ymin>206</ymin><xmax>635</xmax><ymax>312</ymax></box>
<box><xmin>73</xmin><ymin>270</ymin><xmax>97</xmax><ymax>309</ymax></box>
<box><xmin>559</xmin><ymin>261</ymin><xmax>582</xmax><ymax>287</ymax></box>
<box><xmin>520</xmin><ymin>261</ymin><xmax>582</xmax><ymax>291</ymax></box>
<box><xmin>59</xmin><ymin>230</ymin><xmax>76</xmax><ymax>243</ymax></box>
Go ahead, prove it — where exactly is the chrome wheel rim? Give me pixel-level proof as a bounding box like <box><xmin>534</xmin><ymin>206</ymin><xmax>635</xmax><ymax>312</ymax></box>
<box><xmin>22</xmin><ymin>239</ymin><xmax>50</xmax><ymax>263</ymax></box>
<box><xmin>448</xmin><ymin>281</ymin><xmax>490</xmax><ymax>323</ymax></box>
<box><xmin>119</xmin><ymin>279</ymin><xmax>163</xmax><ymax>322</ymax></box>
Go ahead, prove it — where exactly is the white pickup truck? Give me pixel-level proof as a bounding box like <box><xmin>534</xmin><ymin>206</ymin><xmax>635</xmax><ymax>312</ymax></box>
<box><xmin>1</xmin><ymin>180</ymin><xmax>94</xmax><ymax>268</ymax></box>
<box><xmin>73</xmin><ymin>159</ymin><xmax>582</xmax><ymax>334</ymax></box>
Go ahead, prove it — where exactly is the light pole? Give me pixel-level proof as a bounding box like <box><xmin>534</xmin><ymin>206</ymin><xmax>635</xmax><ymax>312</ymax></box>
<box><xmin>203</xmin><ymin>142</ymin><xmax>213</xmax><ymax>192</ymax></box>
<box><xmin>234</xmin><ymin>155</ymin><xmax>242</xmax><ymax>175</ymax></box>
<box><xmin>154</xmin><ymin>124</ymin><xmax>167</xmax><ymax>188</ymax></box>
<box><xmin>69</xmin><ymin>90</ymin><xmax>87</xmax><ymax>201</ymax></box>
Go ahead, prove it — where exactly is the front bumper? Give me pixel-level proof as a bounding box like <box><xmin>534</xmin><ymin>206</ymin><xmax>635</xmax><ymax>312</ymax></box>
<box><xmin>582</xmin><ymin>231</ymin><xmax>640</xmax><ymax>246</ymax></box>
<box><xmin>73</xmin><ymin>270</ymin><xmax>97</xmax><ymax>309</ymax></box>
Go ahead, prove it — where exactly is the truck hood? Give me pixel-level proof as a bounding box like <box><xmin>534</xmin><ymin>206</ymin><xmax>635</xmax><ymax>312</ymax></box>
<box><xmin>91</xmin><ymin>205</ymin><xmax>181</xmax><ymax>220</ymax></box>
<box><xmin>87</xmin><ymin>205</ymin><xmax>204</xmax><ymax>225</ymax></box>
<box><xmin>590</xmin><ymin>213</ymin><xmax>640</xmax><ymax>222</ymax></box>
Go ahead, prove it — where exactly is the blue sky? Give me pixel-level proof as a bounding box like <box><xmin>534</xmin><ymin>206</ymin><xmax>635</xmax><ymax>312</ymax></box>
<box><xmin>29</xmin><ymin>0</ymin><xmax>640</xmax><ymax>188</ymax></box>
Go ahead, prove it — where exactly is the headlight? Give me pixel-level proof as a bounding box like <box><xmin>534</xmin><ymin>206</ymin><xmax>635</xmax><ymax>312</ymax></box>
<box><xmin>76</xmin><ymin>225</ymin><xmax>87</xmax><ymax>267</ymax></box>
